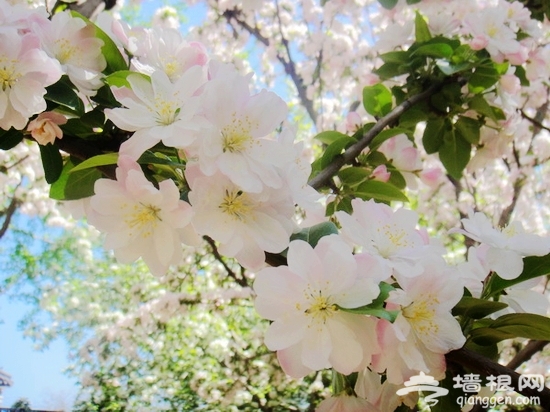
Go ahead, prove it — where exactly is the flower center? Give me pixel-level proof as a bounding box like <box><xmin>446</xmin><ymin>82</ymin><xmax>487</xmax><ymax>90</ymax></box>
<box><xmin>301</xmin><ymin>285</ymin><xmax>338</xmax><ymax>328</ymax></box>
<box><xmin>0</xmin><ymin>60</ymin><xmax>19</xmax><ymax>91</ymax></box>
<box><xmin>219</xmin><ymin>190</ymin><xmax>252</xmax><ymax>221</ymax></box>
<box><xmin>126</xmin><ymin>203</ymin><xmax>162</xmax><ymax>238</ymax></box>
<box><xmin>221</xmin><ymin>113</ymin><xmax>254</xmax><ymax>153</ymax></box>
<box><xmin>55</xmin><ymin>38</ymin><xmax>78</xmax><ymax>64</ymax></box>
<box><xmin>375</xmin><ymin>224</ymin><xmax>411</xmax><ymax>257</ymax></box>
<box><xmin>402</xmin><ymin>296</ymin><xmax>440</xmax><ymax>335</ymax></box>
<box><xmin>154</xmin><ymin>97</ymin><xmax>179</xmax><ymax>126</ymax></box>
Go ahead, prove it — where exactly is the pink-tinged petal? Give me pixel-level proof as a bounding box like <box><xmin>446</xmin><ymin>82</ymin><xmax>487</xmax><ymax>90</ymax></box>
<box><xmin>317</xmin><ymin>395</ymin><xmax>375</xmax><ymax>412</ymax></box>
<box><xmin>153</xmin><ymin>222</ymin><xmax>176</xmax><ymax>266</ymax></box>
<box><xmin>233</xmin><ymin>239</ymin><xmax>267</xmax><ymax>271</ymax></box>
<box><xmin>420</xmin><ymin>311</ymin><xmax>466</xmax><ymax>353</ymax></box>
<box><xmin>254</xmin><ymin>266</ymin><xmax>306</xmax><ymax>319</ymax></box>
<box><xmin>277</xmin><ymin>345</ymin><xmax>313</xmax><ymax>379</ymax></box>
<box><xmin>287</xmin><ymin>240</ymin><xmax>323</xmax><ymax>282</ymax></box>
<box><xmin>301</xmin><ymin>325</ymin><xmax>331</xmax><ymax>371</ymax></box>
<box><xmin>218</xmin><ymin>152</ymin><xmax>263</xmax><ymax>193</ymax></box>
<box><xmin>119</xmin><ymin>131</ymin><xmax>161</xmax><ymax>160</ymax></box>
<box><xmin>247</xmin><ymin>211</ymin><xmax>290</xmax><ymax>253</ymax></box>
<box><xmin>264</xmin><ymin>316</ymin><xmax>308</xmax><ymax>351</ymax></box>
<box><xmin>327</xmin><ymin>319</ymin><xmax>364</xmax><ymax>374</ymax></box>
<box><xmin>106</xmin><ymin>106</ymin><xmax>157</xmax><ymax>132</ymax></box>
<box><xmin>508</xmin><ymin>233</ymin><xmax>550</xmax><ymax>256</ymax></box>
<box><xmin>245</xmin><ymin>90</ymin><xmax>288</xmax><ymax>137</ymax></box>
<box><xmin>335</xmin><ymin>278</ymin><xmax>379</xmax><ymax>309</ymax></box>
<box><xmin>486</xmin><ymin>247</ymin><xmax>523</xmax><ymax>280</ymax></box>
<box><xmin>315</xmin><ymin>235</ymin><xmax>356</xmax><ymax>291</ymax></box>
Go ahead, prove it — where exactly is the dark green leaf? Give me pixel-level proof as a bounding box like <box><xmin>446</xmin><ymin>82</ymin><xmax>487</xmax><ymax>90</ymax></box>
<box><xmin>290</xmin><ymin>221</ymin><xmax>339</xmax><ymax>248</ymax></box>
<box><xmin>514</xmin><ymin>65</ymin><xmax>530</xmax><ymax>87</ymax></box>
<box><xmin>470</xmin><ymin>313</ymin><xmax>550</xmax><ymax>345</ymax></box>
<box><xmin>315</xmin><ymin>130</ymin><xmax>350</xmax><ymax>145</ymax></box>
<box><xmin>378</xmin><ymin>0</ymin><xmax>398</xmax><ymax>9</ymax></box>
<box><xmin>39</xmin><ymin>143</ymin><xmax>63</xmax><ymax>184</ymax></box>
<box><xmin>439</xmin><ymin>128</ymin><xmax>471</xmax><ymax>179</ymax></box>
<box><xmin>354</xmin><ymin>180</ymin><xmax>409</xmax><ymax>203</ymax></box>
<box><xmin>374</xmin><ymin>62</ymin><xmax>408</xmax><ymax>80</ymax></box>
<box><xmin>0</xmin><ymin>128</ymin><xmax>24</xmax><ymax>150</ymax></box>
<box><xmin>320</xmin><ymin>135</ymin><xmax>356</xmax><ymax>169</ymax></box>
<box><xmin>414</xmin><ymin>11</ymin><xmax>432</xmax><ymax>43</ymax></box>
<box><xmin>469</xmin><ymin>95</ymin><xmax>506</xmax><ymax>122</ymax></box>
<box><xmin>452</xmin><ymin>296</ymin><xmax>508</xmax><ymax>319</ymax></box>
<box><xmin>379</xmin><ymin>51</ymin><xmax>410</xmax><ymax>64</ymax></box>
<box><xmin>411</xmin><ymin>43</ymin><xmax>453</xmax><ymax>59</ymax></box>
<box><xmin>50</xmin><ymin>158</ymin><xmax>103</xmax><ymax>200</ymax></box>
<box><xmin>455</xmin><ymin>116</ymin><xmax>481</xmax><ymax>145</ymax></box>
<box><xmin>422</xmin><ymin>118</ymin><xmax>446</xmax><ymax>154</ymax></box>
<box><xmin>485</xmin><ymin>253</ymin><xmax>550</xmax><ymax>298</ymax></box>
<box><xmin>363</xmin><ymin>84</ymin><xmax>393</xmax><ymax>117</ymax></box>
<box><xmin>468</xmin><ymin>65</ymin><xmax>500</xmax><ymax>94</ymax></box>
<box><xmin>398</xmin><ymin>103</ymin><xmax>430</xmax><ymax>129</ymax></box>
<box><xmin>338</xmin><ymin>167</ymin><xmax>371</xmax><ymax>187</ymax></box>
<box><xmin>45</xmin><ymin>76</ymin><xmax>84</xmax><ymax>115</ymax></box>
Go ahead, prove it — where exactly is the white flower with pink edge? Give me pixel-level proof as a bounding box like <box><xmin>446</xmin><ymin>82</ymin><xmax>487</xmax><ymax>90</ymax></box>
<box><xmin>87</xmin><ymin>156</ymin><xmax>197</xmax><ymax>276</ymax></box>
<box><xmin>254</xmin><ymin>235</ymin><xmax>380</xmax><ymax>378</ymax></box>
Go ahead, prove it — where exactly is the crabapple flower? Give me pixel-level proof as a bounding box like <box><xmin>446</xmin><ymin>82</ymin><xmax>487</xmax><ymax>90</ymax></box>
<box><xmin>254</xmin><ymin>235</ymin><xmax>380</xmax><ymax>378</ymax></box>
<box><xmin>0</xmin><ymin>30</ymin><xmax>62</xmax><ymax>130</ymax></box>
<box><xmin>373</xmin><ymin>257</ymin><xmax>465</xmax><ymax>384</ymax></box>
<box><xmin>106</xmin><ymin>68</ymin><xmax>207</xmax><ymax>160</ymax></box>
<box><xmin>451</xmin><ymin>211</ymin><xmax>550</xmax><ymax>280</ymax></box>
<box><xmin>27</xmin><ymin>111</ymin><xmax>67</xmax><ymax>145</ymax></box>
<box><xmin>34</xmin><ymin>11</ymin><xmax>106</xmax><ymax>96</ymax></box>
<box><xmin>316</xmin><ymin>394</ymin><xmax>375</xmax><ymax>412</ymax></box>
<box><xmin>187</xmin><ymin>168</ymin><xmax>294</xmax><ymax>270</ymax></box>
<box><xmin>195</xmin><ymin>62</ymin><xmax>289</xmax><ymax>193</ymax></box>
<box><xmin>378</xmin><ymin>134</ymin><xmax>422</xmax><ymax>189</ymax></box>
<box><xmin>336</xmin><ymin>199</ymin><xmax>437</xmax><ymax>282</ymax></box>
<box><xmin>87</xmin><ymin>156</ymin><xmax>196</xmax><ymax>276</ymax></box>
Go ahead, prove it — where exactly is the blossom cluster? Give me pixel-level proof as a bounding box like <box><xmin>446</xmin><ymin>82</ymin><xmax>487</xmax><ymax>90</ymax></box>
<box><xmin>3</xmin><ymin>0</ymin><xmax>550</xmax><ymax>411</ymax></box>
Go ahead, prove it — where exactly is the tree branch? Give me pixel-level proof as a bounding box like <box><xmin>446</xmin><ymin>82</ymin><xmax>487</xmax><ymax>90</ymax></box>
<box><xmin>0</xmin><ymin>195</ymin><xmax>19</xmax><ymax>240</ymax></box>
<box><xmin>506</xmin><ymin>340</ymin><xmax>549</xmax><ymax>371</ymax></box>
<box><xmin>203</xmin><ymin>236</ymin><xmax>249</xmax><ymax>288</ymax></box>
<box><xmin>308</xmin><ymin>80</ymin><xmax>456</xmax><ymax>190</ymax></box>
<box><xmin>222</xmin><ymin>8</ymin><xmax>318</xmax><ymax>125</ymax></box>
<box><xmin>446</xmin><ymin>347</ymin><xmax>550</xmax><ymax>407</ymax></box>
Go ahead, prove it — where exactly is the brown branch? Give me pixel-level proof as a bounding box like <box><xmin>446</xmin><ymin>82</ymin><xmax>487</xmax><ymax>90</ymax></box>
<box><xmin>222</xmin><ymin>9</ymin><xmax>318</xmax><ymax>125</ymax></box>
<box><xmin>203</xmin><ymin>235</ymin><xmax>249</xmax><ymax>288</ymax></box>
<box><xmin>308</xmin><ymin>80</ymin><xmax>456</xmax><ymax>190</ymax></box>
<box><xmin>520</xmin><ymin>108</ymin><xmax>550</xmax><ymax>134</ymax></box>
<box><xmin>446</xmin><ymin>347</ymin><xmax>550</xmax><ymax>407</ymax></box>
<box><xmin>0</xmin><ymin>195</ymin><xmax>19</xmax><ymax>240</ymax></box>
<box><xmin>498</xmin><ymin>175</ymin><xmax>525</xmax><ymax>228</ymax></box>
<box><xmin>506</xmin><ymin>340</ymin><xmax>550</xmax><ymax>371</ymax></box>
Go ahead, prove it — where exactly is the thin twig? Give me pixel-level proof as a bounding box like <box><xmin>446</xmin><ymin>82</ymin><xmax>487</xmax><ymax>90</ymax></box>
<box><xmin>203</xmin><ymin>236</ymin><xmax>249</xmax><ymax>288</ymax></box>
<box><xmin>520</xmin><ymin>108</ymin><xmax>550</xmax><ymax>134</ymax></box>
<box><xmin>222</xmin><ymin>8</ymin><xmax>318</xmax><ymax>125</ymax></box>
<box><xmin>308</xmin><ymin>80</ymin><xmax>455</xmax><ymax>190</ymax></box>
<box><xmin>0</xmin><ymin>195</ymin><xmax>19</xmax><ymax>240</ymax></box>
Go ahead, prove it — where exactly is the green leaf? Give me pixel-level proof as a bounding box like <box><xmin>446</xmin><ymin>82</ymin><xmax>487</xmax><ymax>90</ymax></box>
<box><xmin>513</xmin><ymin>65</ymin><xmax>530</xmax><ymax>87</ymax></box>
<box><xmin>39</xmin><ymin>143</ymin><xmax>63</xmax><ymax>184</ymax></box>
<box><xmin>378</xmin><ymin>0</ymin><xmax>398</xmax><ymax>9</ymax></box>
<box><xmin>485</xmin><ymin>253</ymin><xmax>550</xmax><ymax>298</ymax></box>
<box><xmin>398</xmin><ymin>103</ymin><xmax>430</xmax><ymax>129</ymax></box>
<box><xmin>104</xmin><ymin>71</ymin><xmax>150</xmax><ymax>89</ymax></box>
<box><xmin>45</xmin><ymin>76</ymin><xmax>84</xmax><ymax>115</ymax></box>
<box><xmin>468</xmin><ymin>64</ymin><xmax>500</xmax><ymax>94</ymax></box>
<box><xmin>454</xmin><ymin>116</ymin><xmax>481</xmax><ymax>145</ymax></box>
<box><xmin>410</xmin><ymin>43</ymin><xmax>453</xmax><ymax>59</ymax></box>
<box><xmin>50</xmin><ymin>158</ymin><xmax>103</xmax><ymax>200</ymax></box>
<box><xmin>338</xmin><ymin>282</ymin><xmax>399</xmax><ymax>322</ymax></box>
<box><xmin>452</xmin><ymin>296</ymin><xmax>508</xmax><ymax>319</ymax></box>
<box><xmin>438</xmin><ymin>128</ymin><xmax>471</xmax><ymax>179</ymax></box>
<box><xmin>315</xmin><ymin>130</ymin><xmax>350</xmax><ymax>145</ymax></box>
<box><xmin>363</xmin><ymin>84</ymin><xmax>393</xmax><ymax>117</ymax></box>
<box><xmin>70</xmin><ymin>11</ymin><xmax>128</xmax><ymax>74</ymax></box>
<box><xmin>370</xmin><ymin>128</ymin><xmax>412</xmax><ymax>151</ymax></box>
<box><xmin>70</xmin><ymin>153</ymin><xmax>119</xmax><ymax>172</ymax></box>
<box><xmin>320</xmin><ymin>135</ymin><xmax>356</xmax><ymax>169</ymax></box>
<box><xmin>469</xmin><ymin>95</ymin><xmax>506</xmax><ymax>122</ymax></box>
<box><xmin>338</xmin><ymin>167</ymin><xmax>371</xmax><ymax>187</ymax></box>
<box><xmin>0</xmin><ymin>128</ymin><xmax>24</xmax><ymax>150</ymax></box>
<box><xmin>470</xmin><ymin>313</ymin><xmax>550</xmax><ymax>345</ymax></box>
<box><xmin>289</xmin><ymin>222</ymin><xmax>339</xmax><ymax>248</ymax></box>
<box><xmin>436</xmin><ymin>60</ymin><xmax>473</xmax><ymax>76</ymax></box>
<box><xmin>374</xmin><ymin>62</ymin><xmax>408</xmax><ymax>80</ymax></box>
<box><xmin>422</xmin><ymin>118</ymin><xmax>446</xmax><ymax>154</ymax></box>
<box><xmin>354</xmin><ymin>180</ymin><xmax>408</xmax><ymax>203</ymax></box>
<box><xmin>414</xmin><ymin>11</ymin><xmax>432</xmax><ymax>43</ymax></box>
<box><xmin>379</xmin><ymin>51</ymin><xmax>410</xmax><ymax>64</ymax></box>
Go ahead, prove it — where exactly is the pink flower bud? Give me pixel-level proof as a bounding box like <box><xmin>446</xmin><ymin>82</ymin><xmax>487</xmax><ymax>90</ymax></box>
<box><xmin>27</xmin><ymin>112</ymin><xmax>67</xmax><ymax>145</ymax></box>
<box><xmin>371</xmin><ymin>164</ymin><xmax>391</xmax><ymax>182</ymax></box>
